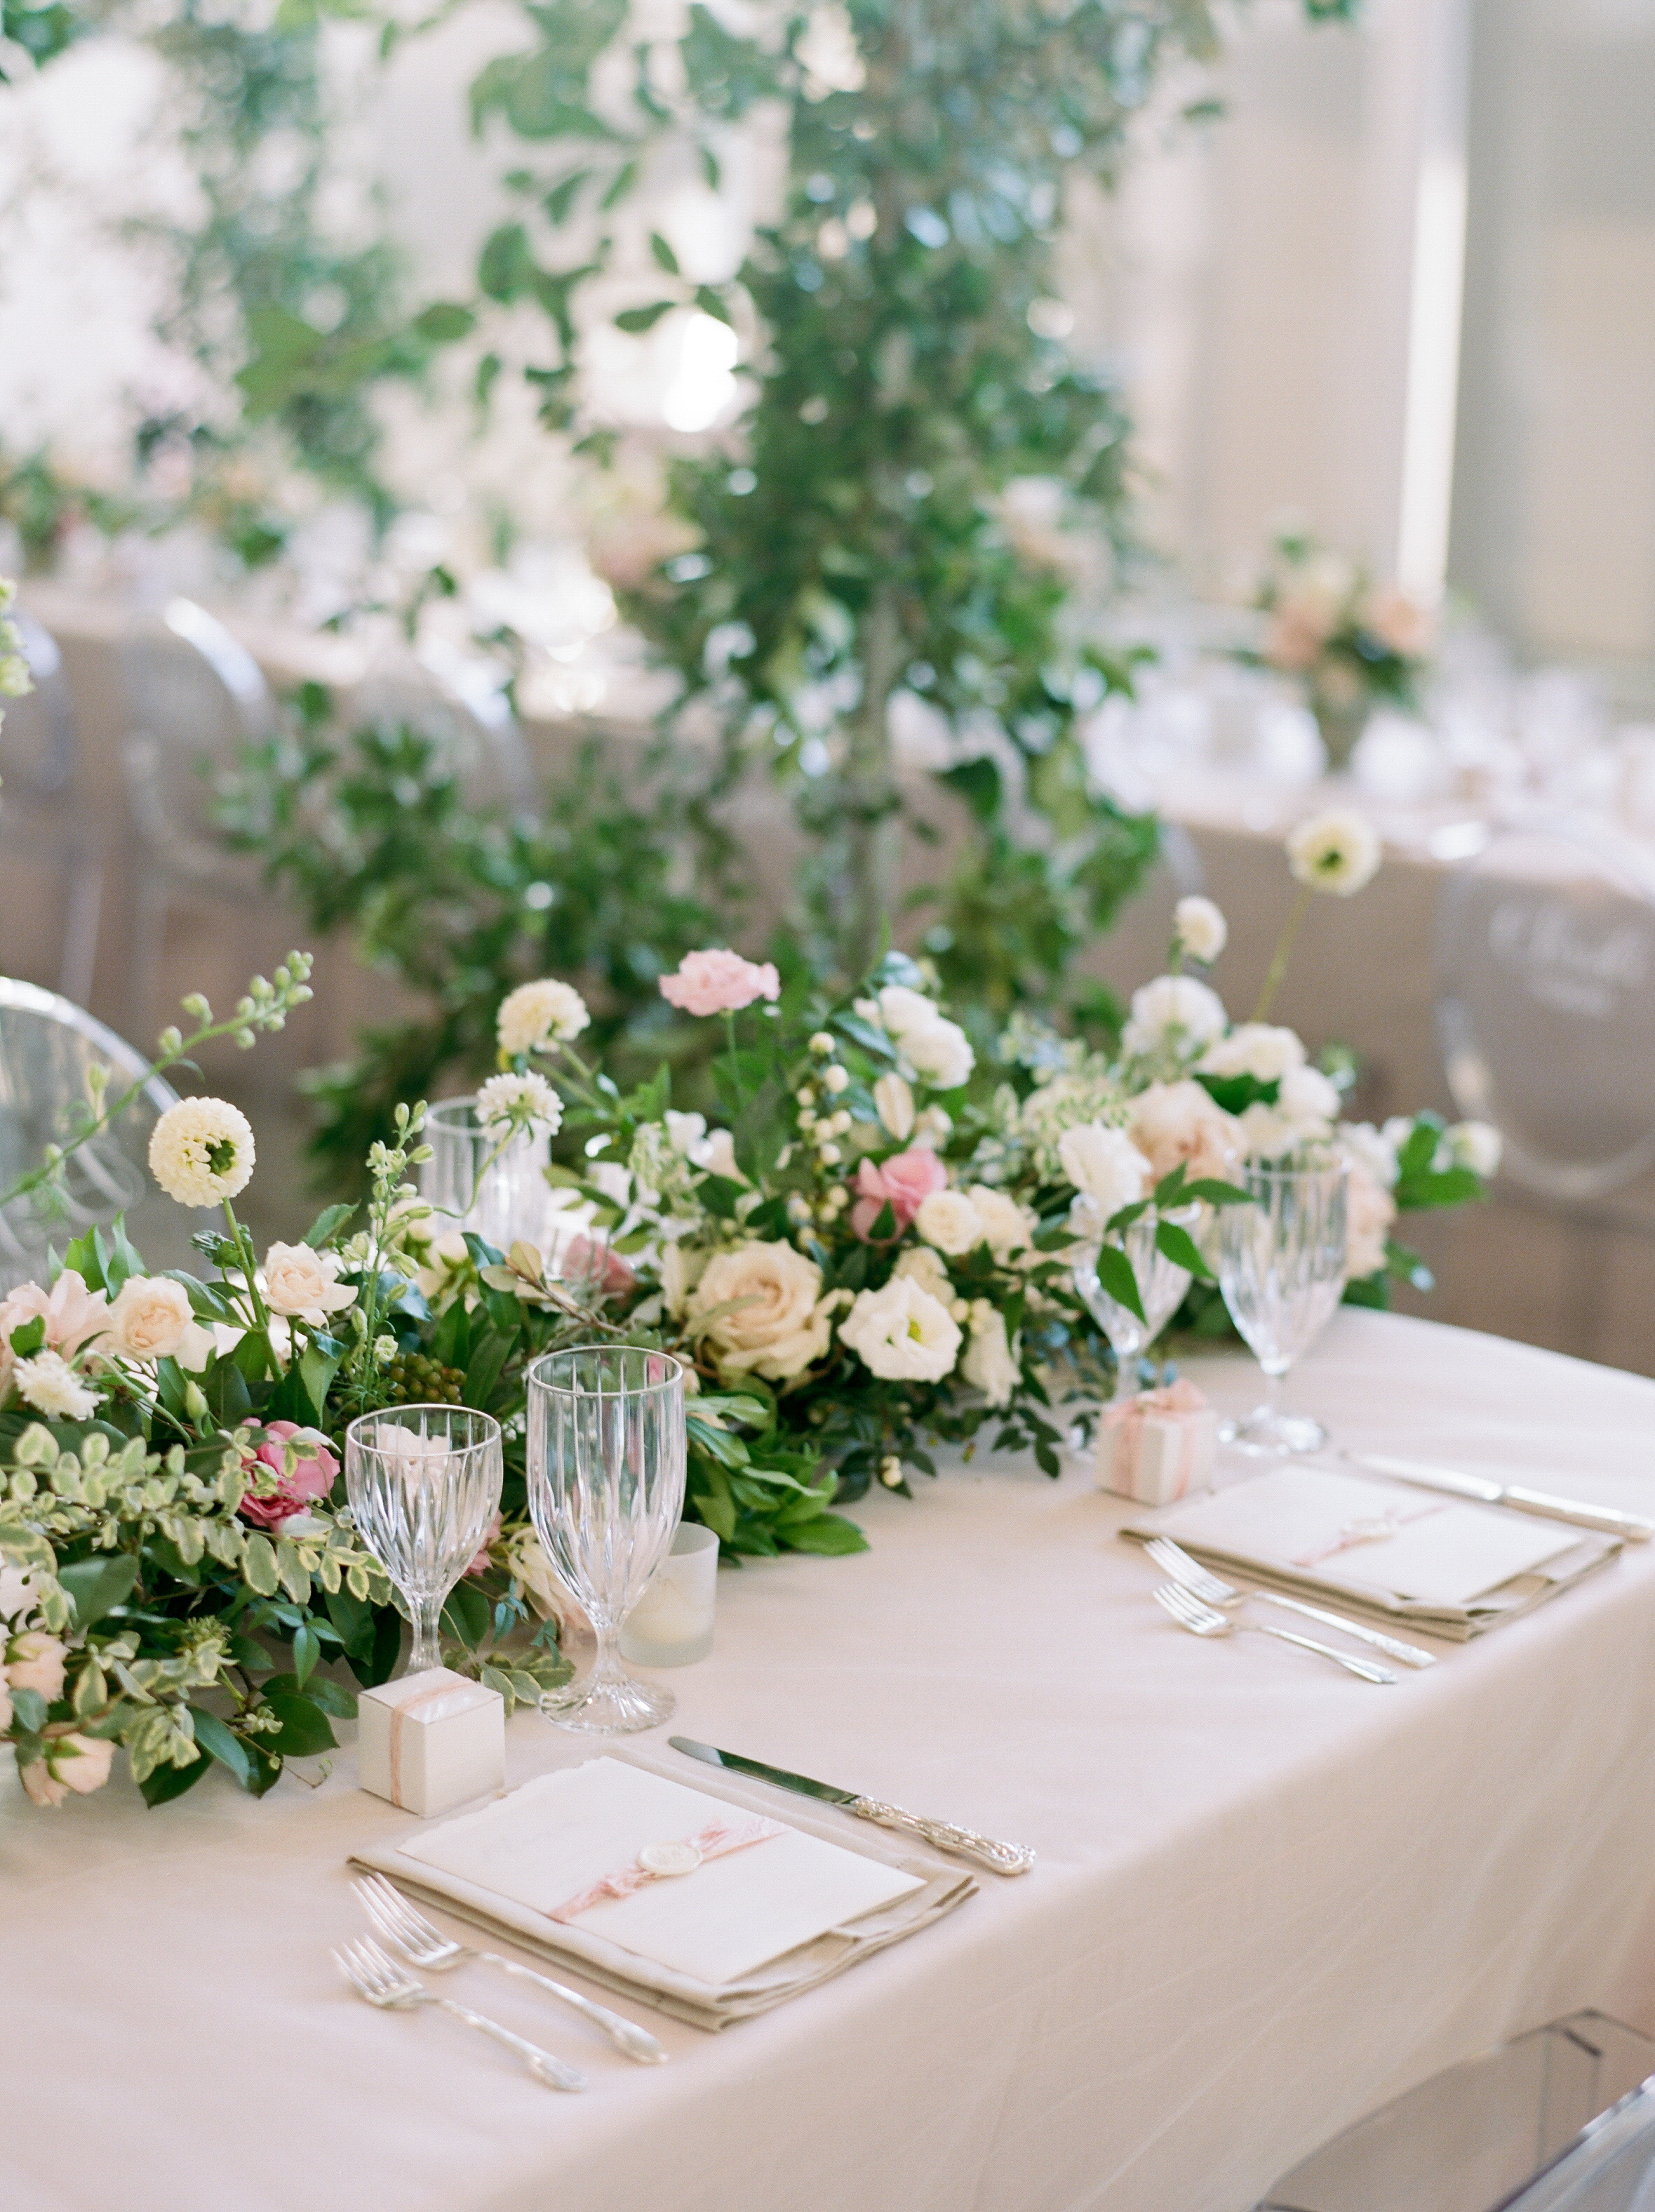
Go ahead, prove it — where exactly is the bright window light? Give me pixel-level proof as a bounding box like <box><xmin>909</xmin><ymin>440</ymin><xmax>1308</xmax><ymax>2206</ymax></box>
<box><xmin>662</xmin><ymin>312</ymin><xmax>739</xmax><ymax>433</ymax></box>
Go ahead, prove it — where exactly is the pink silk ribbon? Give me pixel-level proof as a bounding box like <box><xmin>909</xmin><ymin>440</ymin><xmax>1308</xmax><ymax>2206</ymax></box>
<box><xmin>1101</xmin><ymin>1378</ymin><xmax>1210</xmax><ymax>1500</ymax></box>
<box><xmin>549</xmin><ymin>1816</ymin><xmax>786</xmax><ymax>1924</ymax></box>
<box><xmin>387</xmin><ymin>1678</ymin><xmax>486</xmax><ymax>1808</ymax></box>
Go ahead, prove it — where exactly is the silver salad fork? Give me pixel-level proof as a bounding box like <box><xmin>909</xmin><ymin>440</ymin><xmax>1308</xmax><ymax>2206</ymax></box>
<box><xmin>1152</xmin><ymin>1580</ymin><xmax>1398</xmax><ymax>1684</ymax></box>
<box><xmin>1144</xmin><ymin>1537</ymin><xmax>1437</xmax><ymax>1670</ymax></box>
<box><xmin>333</xmin><ymin>1935</ymin><xmax>587</xmax><ymax>2091</ymax></box>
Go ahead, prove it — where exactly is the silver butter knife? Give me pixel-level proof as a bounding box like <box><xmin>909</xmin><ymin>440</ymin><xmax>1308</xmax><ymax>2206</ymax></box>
<box><xmin>669</xmin><ymin>1736</ymin><xmax>1035</xmax><ymax>1877</ymax></box>
<box><xmin>1351</xmin><ymin>1454</ymin><xmax>1654</xmax><ymax>1543</ymax></box>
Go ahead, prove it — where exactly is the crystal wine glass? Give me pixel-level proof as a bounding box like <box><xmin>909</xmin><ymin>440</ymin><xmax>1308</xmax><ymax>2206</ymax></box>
<box><xmin>1218</xmin><ymin>1157</ymin><xmax>1348</xmax><ymax>1454</ymax></box>
<box><xmin>526</xmin><ymin>1345</ymin><xmax>687</xmax><ymax>1735</ymax></box>
<box><xmin>344</xmin><ymin>1405</ymin><xmax>504</xmax><ymax>1676</ymax></box>
<box><xmin>422</xmin><ymin>1097</ymin><xmax>554</xmax><ymax>1253</ymax></box>
<box><xmin>1072</xmin><ymin>1207</ymin><xmax>1195</xmax><ymax>1366</ymax></box>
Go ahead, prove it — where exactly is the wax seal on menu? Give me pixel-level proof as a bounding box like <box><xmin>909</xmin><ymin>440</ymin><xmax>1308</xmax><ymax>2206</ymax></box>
<box><xmin>637</xmin><ymin>1841</ymin><xmax>703</xmax><ymax>1877</ymax></box>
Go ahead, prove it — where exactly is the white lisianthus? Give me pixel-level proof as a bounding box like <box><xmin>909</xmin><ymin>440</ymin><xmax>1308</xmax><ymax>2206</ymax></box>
<box><xmin>1198</xmin><ymin>1024</ymin><xmax>1306</xmax><ymax>1084</ymax></box>
<box><xmin>915</xmin><ymin>1189</ymin><xmax>987</xmax><ymax>1255</ymax></box>
<box><xmin>1446</xmin><ymin>1121</ymin><xmax>1502</xmax><ymax>1178</ymax></box>
<box><xmin>893</xmin><ymin>1244</ymin><xmax>954</xmax><ymax>1305</ymax></box>
<box><xmin>901</xmin><ymin>1015</ymin><xmax>974</xmax><ymax>1091</ymax></box>
<box><xmin>476</xmin><ymin>1071</ymin><xmax>563</xmax><ymax>1135</ymax></box>
<box><xmin>1278</xmin><ymin>1063</ymin><xmax>1341</xmax><ymax>1130</ymax></box>
<box><xmin>1287</xmin><ymin>809</ymin><xmax>1382</xmax><ymax>896</ymax></box>
<box><xmin>664</xmin><ymin>1110</ymin><xmax>710</xmax><ymax>1162</ymax></box>
<box><xmin>1174</xmin><ymin>895</ymin><xmax>1228</xmax><ymax>964</ymax></box>
<box><xmin>497</xmin><ymin>978</ymin><xmax>590</xmax><ymax>1055</ymax></box>
<box><xmin>1057</xmin><ymin>1123</ymin><xmax>1152</xmax><ymax>1219</ymax></box>
<box><xmin>103</xmin><ymin>1274</ymin><xmax>195</xmax><ymax>1362</ymax></box>
<box><xmin>873</xmin><ymin>1071</ymin><xmax>916</xmax><ymax>1141</ymax></box>
<box><xmin>838</xmin><ymin>1275</ymin><xmax>962</xmax><ymax>1384</ymax></box>
<box><xmin>688</xmin><ymin>1241</ymin><xmax>842</xmax><ymax>1382</ymax></box>
<box><xmin>1120</xmin><ymin>974</ymin><xmax>1228</xmax><ymax>1059</ymax></box>
<box><xmin>965</xmin><ymin>1185</ymin><xmax>1034</xmax><ymax>1257</ymax></box>
<box><xmin>148</xmin><ymin>1096</ymin><xmax>255</xmax><ymax>1207</ymax></box>
<box><xmin>1339</xmin><ymin>1121</ymin><xmax>1401</xmax><ymax>1191</ymax></box>
<box><xmin>702</xmin><ymin>1129</ymin><xmax>742</xmax><ymax>1182</ymax></box>
<box><xmin>960</xmin><ymin>1300</ymin><xmax>1019</xmax><ymax>1408</ymax></box>
<box><xmin>12</xmin><ymin>1350</ymin><xmax>100</xmax><ymax>1420</ymax></box>
<box><xmin>262</xmin><ymin>1242</ymin><xmax>359</xmax><ymax>1326</ymax></box>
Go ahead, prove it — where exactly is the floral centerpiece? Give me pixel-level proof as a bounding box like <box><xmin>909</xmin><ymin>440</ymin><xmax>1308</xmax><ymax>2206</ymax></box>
<box><xmin>0</xmin><ymin>812</ymin><xmax>1496</xmax><ymax>1811</ymax></box>
<box><xmin>1245</xmin><ymin>526</ymin><xmax>1436</xmax><ymax>772</ymax></box>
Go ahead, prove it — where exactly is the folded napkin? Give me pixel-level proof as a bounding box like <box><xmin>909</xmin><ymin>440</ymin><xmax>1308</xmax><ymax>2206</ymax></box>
<box><xmin>1122</xmin><ymin>1463</ymin><xmax>1622</xmax><ymax>1639</ymax></box>
<box><xmin>349</xmin><ymin>1747</ymin><xmax>976</xmax><ymax>2030</ymax></box>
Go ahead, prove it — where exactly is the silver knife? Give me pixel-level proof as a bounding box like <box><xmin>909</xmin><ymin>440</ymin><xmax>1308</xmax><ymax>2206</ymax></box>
<box><xmin>1351</xmin><ymin>1454</ymin><xmax>1654</xmax><ymax>1543</ymax></box>
<box><xmin>669</xmin><ymin>1736</ymin><xmax>1035</xmax><ymax>1877</ymax></box>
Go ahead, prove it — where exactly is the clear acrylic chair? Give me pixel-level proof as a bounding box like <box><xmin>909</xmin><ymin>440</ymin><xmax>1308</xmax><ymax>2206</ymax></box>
<box><xmin>1438</xmin><ymin>822</ymin><xmax>1655</xmax><ymax>1200</ymax></box>
<box><xmin>1255</xmin><ymin>2011</ymin><xmax>1655</xmax><ymax>2212</ymax></box>
<box><xmin>0</xmin><ymin>609</ymin><xmax>105</xmax><ymax>1007</ymax></box>
<box><xmin>0</xmin><ymin>979</ymin><xmax>187</xmax><ymax>1295</ymax></box>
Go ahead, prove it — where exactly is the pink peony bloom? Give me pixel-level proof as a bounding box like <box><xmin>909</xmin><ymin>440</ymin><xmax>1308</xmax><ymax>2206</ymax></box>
<box><xmin>850</xmin><ymin>1148</ymin><xmax>950</xmax><ymax>1241</ymax></box>
<box><xmin>560</xmin><ymin>1234</ymin><xmax>638</xmax><ymax>1300</ymax></box>
<box><xmin>238</xmin><ymin>1420</ymin><xmax>339</xmax><ymax>1529</ymax></box>
<box><xmin>464</xmin><ymin>1510</ymin><xmax>504</xmax><ymax>1579</ymax></box>
<box><xmin>658</xmin><ymin>949</ymin><xmax>781</xmax><ymax>1018</ymax></box>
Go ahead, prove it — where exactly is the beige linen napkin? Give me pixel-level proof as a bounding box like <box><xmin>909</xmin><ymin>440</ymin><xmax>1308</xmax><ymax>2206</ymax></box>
<box><xmin>349</xmin><ymin>1745</ymin><xmax>976</xmax><ymax>2030</ymax></box>
<box><xmin>1122</xmin><ymin>1464</ymin><xmax>1622</xmax><ymax>1639</ymax></box>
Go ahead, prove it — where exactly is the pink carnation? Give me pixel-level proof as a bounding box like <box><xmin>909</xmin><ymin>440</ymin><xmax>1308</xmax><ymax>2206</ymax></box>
<box><xmin>560</xmin><ymin>1234</ymin><xmax>638</xmax><ymax>1300</ymax></box>
<box><xmin>850</xmin><ymin>1148</ymin><xmax>949</xmax><ymax>1241</ymax></box>
<box><xmin>238</xmin><ymin>1420</ymin><xmax>339</xmax><ymax>1529</ymax></box>
<box><xmin>658</xmin><ymin>949</ymin><xmax>781</xmax><ymax>1018</ymax></box>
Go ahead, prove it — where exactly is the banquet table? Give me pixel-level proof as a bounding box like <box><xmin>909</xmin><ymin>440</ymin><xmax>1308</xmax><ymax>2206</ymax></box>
<box><xmin>6</xmin><ymin>1310</ymin><xmax>1655</xmax><ymax>2212</ymax></box>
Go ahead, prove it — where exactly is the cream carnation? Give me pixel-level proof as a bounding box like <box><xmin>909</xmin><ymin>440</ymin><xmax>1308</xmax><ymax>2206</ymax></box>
<box><xmin>104</xmin><ymin>1274</ymin><xmax>194</xmax><ymax>1362</ymax></box>
<box><xmin>688</xmin><ymin>1241</ymin><xmax>840</xmax><ymax>1382</ymax></box>
<box><xmin>262</xmin><ymin>1243</ymin><xmax>359</xmax><ymax>1326</ymax></box>
<box><xmin>915</xmin><ymin>1189</ymin><xmax>987</xmax><ymax>1256</ymax></box>
<box><xmin>13</xmin><ymin>1350</ymin><xmax>100</xmax><ymax>1420</ymax></box>
<box><xmin>1058</xmin><ymin>1124</ymin><xmax>1151</xmax><ymax>1218</ymax></box>
<box><xmin>1128</xmin><ymin>1081</ymin><xmax>1242</xmax><ymax>1185</ymax></box>
<box><xmin>148</xmin><ymin>1097</ymin><xmax>255</xmax><ymax>1207</ymax></box>
<box><xmin>1121</xmin><ymin>975</ymin><xmax>1228</xmax><ymax>1058</ymax></box>
<box><xmin>960</xmin><ymin>1301</ymin><xmax>1019</xmax><ymax>1408</ymax></box>
<box><xmin>1198</xmin><ymin>1024</ymin><xmax>1306</xmax><ymax>1084</ymax></box>
<box><xmin>497</xmin><ymin>978</ymin><xmax>590</xmax><ymax>1055</ymax></box>
<box><xmin>476</xmin><ymin>1071</ymin><xmax>563</xmax><ymax>1135</ymax></box>
<box><xmin>1174</xmin><ymin>896</ymin><xmax>1228</xmax><ymax>964</ymax></box>
<box><xmin>1287</xmin><ymin>809</ymin><xmax>1382</xmax><ymax>897</ymax></box>
<box><xmin>838</xmin><ymin>1274</ymin><xmax>962</xmax><ymax>1384</ymax></box>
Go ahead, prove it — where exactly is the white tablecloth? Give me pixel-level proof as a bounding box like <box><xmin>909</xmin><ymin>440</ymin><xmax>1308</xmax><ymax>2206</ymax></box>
<box><xmin>4</xmin><ymin>1310</ymin><xmax>1655</xmax><ymax>2212</ymax></box>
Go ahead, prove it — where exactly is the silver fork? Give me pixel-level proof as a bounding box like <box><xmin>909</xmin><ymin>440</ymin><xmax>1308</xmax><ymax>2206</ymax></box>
<box><xmin>354</xmin><ymin>1874</ymin><xmax>667</xmax><ymax>2065</ymax></box>
<box><xmin>1145</xmin><ymin>1537</ymin><xmax>1437</xmax><ymax>1670</ymax></box>
<box><xmin>333</xmin><ymin>1935</ymin><xmax>587</xmax><ymax>2091</ymax></box>
<box><xmin>1152</xmin><ymin>1580</ymin><xmax>1399</xmax><ymax>1684</ymax></box>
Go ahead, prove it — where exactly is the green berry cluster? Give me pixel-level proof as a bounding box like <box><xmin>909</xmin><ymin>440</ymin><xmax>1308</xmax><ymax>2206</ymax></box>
<box><xmin>382</xmin><ymin>1353</ymin><xmax>465</xmax><ymax>1406</ymax></box>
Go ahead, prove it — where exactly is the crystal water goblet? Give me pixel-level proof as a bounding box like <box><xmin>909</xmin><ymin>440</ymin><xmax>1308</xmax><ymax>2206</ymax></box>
<box><xmin>344</xmin><ymin>1405</ymin><xmax>504</xmax><ymax>1675</ymax></box>
<box><xmin>526</xmin><ymin>1345</ymin><xmax>687</xmax><ymax>1735</ymax></box>
<box><xmin>1072</xmin><ymin>1206</ymin><xmax>1195</xmax><ymax>1366</ymax></box>
<box><xmin>422</xmin><ymin>1097</ymin><xmax>553</xmax><ymax>1254</ymax></box>
<box><xmin>1218</xmin><ymin>1157</ymin><xmax>1348</xmax><ymax>1454</ymax></box>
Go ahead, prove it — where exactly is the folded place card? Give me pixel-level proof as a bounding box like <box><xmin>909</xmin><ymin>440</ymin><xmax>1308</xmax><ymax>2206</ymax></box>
<box><xmin>1122</xmin><ymin>1463</ymin><xmax>1622</xmax><ymax>1639</ymax></box>
<box><xmin>349</xmin><ymin>1746</ymin><xmax>976</xmax><ymax>2028</ymax></box>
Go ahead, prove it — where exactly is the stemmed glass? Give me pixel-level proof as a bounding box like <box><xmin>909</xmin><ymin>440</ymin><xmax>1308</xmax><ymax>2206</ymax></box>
<box><xmin>526</xmin><ymin>1345</ymin><xmax>687</xmax><ymax>1735</ymax></box>
<box><xmin>344</xmin><ymin>1405</ymin><xmax>504</xmax><ymax>1676</ymax></box>
<box><xmin>1218</xmin><ymin>1156</ymin><xmax>1348</xmax><ymax>1454</ymax></box>
<box><xmin>1072</xmin><ymin>1208</ymin><xmax>1195</xmax><ymax>1368</ymax></box>
<box><xmin>422</xmin><ymin>1097</ymin><xmax>554</xmax><ymax>1253</ymax></box>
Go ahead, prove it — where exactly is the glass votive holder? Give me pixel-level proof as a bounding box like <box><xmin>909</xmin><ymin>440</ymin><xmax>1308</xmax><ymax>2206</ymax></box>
<box><xmin>619</xmin><ymin>1523</ymin><xmax>718</xmax><ymax>1668</ymax></box>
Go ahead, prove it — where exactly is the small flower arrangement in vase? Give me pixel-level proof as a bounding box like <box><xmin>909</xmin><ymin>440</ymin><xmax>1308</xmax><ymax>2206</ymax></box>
<box><xmin>1243</xmin><ymin>526</ymin><xmax>1435</xmax><ymax>773</ymax></box>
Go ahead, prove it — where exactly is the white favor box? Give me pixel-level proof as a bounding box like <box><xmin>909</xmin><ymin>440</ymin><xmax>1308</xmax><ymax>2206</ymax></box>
<box><xmin>359</xmin><ymin>1667</ymin><xmax>505</xmax><ymax>1818</ymax></box>
<box><xmin>1095</xmin><ymin>1389</ymin><xmax>1219</xmax><ymax>1507</ymax></box>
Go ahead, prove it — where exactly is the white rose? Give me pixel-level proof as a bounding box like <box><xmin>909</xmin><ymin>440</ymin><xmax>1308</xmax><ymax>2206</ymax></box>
<box><xmin>1447</xmin><ymin>1121</ymin><xmax>1502</xmax><ymax>1178</ymax></box>
<box><xmin>1198</xmin><ymin>1024</ymin><xmax>1306</xmax><ymax>1084</ymax></box>
<box><xmin>1057</xmin><ymin>1124</ymin><xmax>1151</xmax><ymax>1219</ymax></box>
<box><xmin>8</xmin><ymin>1630</ymin><xmax>67</xmax><ymax>1699</ymax></box>
<box><xmin>915</xmin><ymin>1190</ymin><xmax>987</xmax><ymax>1255</ymax></box>
<box><xmin>893</xmin><ymin>1245</ymin><xmax>954</xmax><ymax>1305</ymax></box>
<box><xmin>960</xmin><ymin>1302</ymin><xmax>1020</xmax><ymax>1408</ymax></box>
<box><xmin>1121</xmin><ymin>974</ymin><xmax>1228</xmax><ymax>1058</ymax></box>
<box><xmin>1278</xmin><ymin>1064</ymin><xmax>1341</xmax><ymax>1131</ymax></box>
<box><xmin>103</xmin><ymin>1274</ymin><xmax>194</xmax><ymax>1362</ymax></box>
<box><xmin>901</xmin><ymin>1015</ymin><xmax>974</xmax><ymax>1091</ymax></box>
<box><xmin>965</xmin><ymin>1185</ymin><xmax>1033</xmax><ymax>1257</ymax></box>
<box><xmin>1345</xmin><ymin>1159</ymin><xmax>1396</xmax><ymax>1281</ymax></box>
<box><xmin>1339</xmin><ymin>1121</ymin><xmax>1400</xmax><ymax>1191</ymax></box>
<box><xmin>262</xmin><ymin>1243</ymin><xmax>359</xmax><ymax>1326</ymax></box>
<box><xmin>688</xmin><ymin>1241</ymin><xmax>840</xmax><ymax>1381</ymax></box>
<box><xmin>1128</xmin><ymin>1081</ymin><xmax>1243</xmax><ymax>1185</ymax></box>
<box><xmin>877</xmin><ymin>984</ymin><xmax>939</xmax><ymax>1041</ymax></box>
<box><xmin>54</xmin><ymin>1732</ymin><xmax>115</xmax><ymax>1797</ymax></box>
<box><xmin>1174</xmin><ymin>895</ymin><xmax>1227</xmax><ymax>964</ymax></box>
<box><xmin>873</xmin><ymin>1072</ymin><xmax>916</xmax><ymax>1141</ymax></box>
<box><xmin>838</xmin><ymin>1275</ymin><xmax>962</xmax><ymax>1384</ymax></box>
<box><xmin>13</xmin><ymin>1350</ymin><xmax>99</xmax><ymax>1420</ymax></box>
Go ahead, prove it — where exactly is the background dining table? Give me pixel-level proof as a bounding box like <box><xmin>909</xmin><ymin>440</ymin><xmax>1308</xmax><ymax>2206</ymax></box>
<box><xmin>4</xmin><ymin>1307</ymin><xmax>1655</xmax><ymax>2212</ymax></box>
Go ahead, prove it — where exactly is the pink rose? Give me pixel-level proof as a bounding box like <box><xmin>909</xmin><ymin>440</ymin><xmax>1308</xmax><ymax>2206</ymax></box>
<box><xmin>0</xmin><ymin>1270</ymin><xmax>109</xmax><ymax>1393</ymax></box>
<box><xmin>465</xmin><ymin>1510</ymin><xmax>503</xmax><ymax>1579</ymax></box>
<box><xmin>658</xmin><ymin>949</ymin><xmax>782</xmax><ymax>1018</ymax></box>
<box><xmin>238</xmin><ymin>1420</ymin><xmax>339</xmax><ymax>1529</ymax></box>
<box><xmin>560</xmin><ymin>1234</ymin><xmax>638</xmax><ymax>1300</ymax></box>
<box><xmin>850</xmin><ymin>1148</ymin><xmax>950</xmax><ymax>1241</ymax></box>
